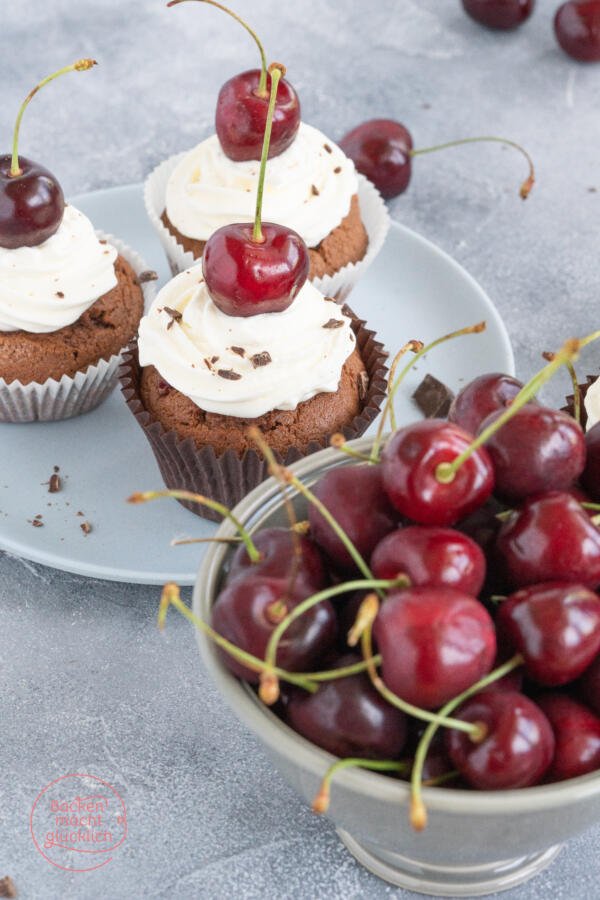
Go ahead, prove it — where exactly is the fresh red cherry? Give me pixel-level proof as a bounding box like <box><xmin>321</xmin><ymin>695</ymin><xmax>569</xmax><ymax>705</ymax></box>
<box><xmin>285</xmin><ymin>654</ymin><xmax>407</xmax><ymax>760</ymax></box>
<box><xmin>202</xmin><ymin>63</ymin><xmax>310</xmax><ymax>317</ymax></box>
<box><xmin>462</xmin><ymin>0</ymin><xmax>535</xmax><ymax>29</ymax></box>
<box><xmin>537</xmin><ymin>694</ymin><xmax>600</xmax><ymax>781</ymax></box>
<box><xmin>497</xmin><ymin>491</ymin><xmax>600</xmax><ymax>589</ymax></box>
<box><xmin>497</xmin><ymin>582</ymin><xmax>600</xmax><ymax>686</ymax></box>
<box><xmin>446</xmin><ymin>690</ymin><xmax>554</xmax><ymax>790</ymax></box>
<box><xmin>371</xmin><ymin>525</ymin><xmax>486</xmax><ymax>596</ymax></box>
<box><xmin>308</xmin><ymin>464</ymin><xmax>397</xmax><ymax>573</ymax></box>
<box><xmin>211</xmin><ymin>575</ymin><xmax>336</xmax><ymax>682</ymax></box>
<box><xmin>0</xmin><ymin>59</ymin><xmax>95</xmax><ymax>250</ymax></box>
<box><xmin>373</xmin><ymin>586</ymin><xmax>497</xmax><ymax>709</ymax></box>
<box><xmin>381</xmin><ymin>420</ymin><xmax>494</xmax><ymax>526</ymax></box>
<box><xmin>448</xmin><ymin>373</ymin><xmax>524</xmax><ymax>436</ymax></box>
<box><xmin>579</xmin><ymin>654</ymin><xmax>600</xmax><ymax>714</ymax></box>
<box><xmin>227</xmin><ymin>527</ymin><xmax>326</xmax><ymax>597</ymax></box>
<box><xmin>339</xmin><ymin>119</ymin><xmax>413</xmax><ymax>199</ymax></box>
<box><xmin>478</xmin><ymin>404</ymin><xmax>586</xmax><ymax>501</ymax></box>
<box><xmin>581</xmin><ymin>421</ymin><xmax>600</xmax><ymax>500</ymax></box>
<box><xmin>555</xmin><ymin>1</ymin><xmax>600</xmax><ymax>62</ymax></box>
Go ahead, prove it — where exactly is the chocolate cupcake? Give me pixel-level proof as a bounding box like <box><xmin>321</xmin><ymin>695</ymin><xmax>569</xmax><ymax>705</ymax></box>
<box><xmin>120</xmin><ymin>266</ymin><xmax>386</xmax><ymax>520</ymax></box>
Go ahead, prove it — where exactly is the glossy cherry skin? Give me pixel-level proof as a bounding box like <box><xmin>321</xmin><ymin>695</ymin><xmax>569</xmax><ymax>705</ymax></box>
<box><xmin>0</xmin><ymin>155</ymin><xmax>64</xmax><ymax>249</ymax></box>
<box><xmin>579</xmin><ymin>655</ymin><xmax>600</xmax><ymax>715</ymax></box>
<box><xmin>462</xmin><ymin>0</ymin><xmax>535</xmax><ymax>29</ymax></box>
<box><xmin>381</xmin><ymin>420</ymin><xmax>494</xmax><ymax>526</ymax></box>
<box><xmin>216</xmin><ymin>68</ymin><xmax>300</xmax><ymax>161</ymax></box>
<box><xmin>371</xmin><ymin>525</ymin><xmax>486</xmax><ymax>596</ymax></box>
<box><xmin>446</xmin><ymin>691</ymin><xmax>554</xmax><ymax>790</ymax></box>
<box><xmin>308</xmin><ymin>464</ymin><xmax>397</xmax><ymax>573</ymax></box>
<box><xmin>227</xmin><ymin>527</ymin><xmax>327</xmax><ymax>597</ymax></box>
<box><xmin>537</xmin><ymin>694</ymin><xmax>600</xmax><ymax>781</ymax></box>
<box><xmin>581</xmin><ymin>421</ymin><xmax>600</xmax><ymax>500</ymax></box>
<box><xmin>497</xmin><ymin>582</ymin><xmax>600</xmax><ymax>686</ymax></box>
<box><xmin>478</xmin><ymin>405</ymin><xmax>586</xmax><ymax>502</ymax></box>
<box><xmin>497</xmin><ymin>491</ymin><xmax>600</xmax><ymax>589</ymax></box>
<box><xmin>338</xmin><ymin>119</ymin><xmax>413</xmax><ymax>199</ymax></box>
<box><xmin>211</xmin><ymin>575</ymin><xmax>336</xmax><ymax>682</ymax></box>
<box><xmin>448</xmin><ymin>373</ymin><xmax>523</xmax><ymax>436</ymax></box>
<box><xmin>202</xmin><ymin>222</ymin><xmax>309</xmax><ymax>317</ymax></box>
<box><xmin>285</xmin><ymin>654</ymin><xmax>407</xmax><ymax>759</ymax></box>
<box><xmin>554</xmin><ymin>2</ymin><xmax>600</xmax><ymax>63</ymax></box>
<box><xmin>373</xmin><ymin>586</ymin><xmax>497</xmax><ymax>709</ymax></box>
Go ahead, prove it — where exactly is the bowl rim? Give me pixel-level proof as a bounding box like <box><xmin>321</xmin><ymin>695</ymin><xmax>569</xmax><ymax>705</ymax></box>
<box><xmin>193</xmin><ymin>436</ymin><xmax>600</xmax><ymax>815</ymax></box>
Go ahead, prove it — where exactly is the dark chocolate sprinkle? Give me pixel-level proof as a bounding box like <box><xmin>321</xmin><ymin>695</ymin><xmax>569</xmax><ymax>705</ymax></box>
<box><xmin>204</xmin><ymin>358</ymin><xmax>213</xmax><ymax>371</ymax></box>
<box><xmin>48</xmin><ymin>473</ymin><xmax>61</xmax><ymax>494</ymax></box>
<box><xmin>250</xmin><ymin>351</ymin><xmax>272</xmax><ymax>368</ymax></box>
<box><xmin>334</xmin><ymin>166</ymin><xmax>342</xmax><ymax>174</ymax></box>
<box><xmin>357</xmin><ymin>371</ymin><xmax>369</xmax><ymax>402</ymax></box>
<box><xmin>231</xmin><ymin>346</ymin><xmax>246</xmax><ymax>357</ymax></box>
<box><xmin>324</xmin><ymin>143</ymin><xmax>332</xmax><ymax>154</ymax></box>
<box><xmin>163</xmin><ymin>306</ymin><xmax>183</xmax><ymax>330</ymax></box>
<box><xmin>311</xmin><ymin>184</ymin><xmax>320</xmax><ymax>196</ymax></box>
<box><xmin>217</xmin><ymin>369</ymin><xmax>242</xmax><ymax>380</ymax></box>
<box><xmin>323</xmin><ymin>318</ymin><xmax>344</xmax><ymax>329</ymax></box>
<box><xmin>55</xmin><ymin>291</ymin><xmax>65</xmax><ymax>299</ymax></box>
<box><xmin>211</xmin><ymin>355</ymin><xmax>220</xmax><ymax>364</ymax></box>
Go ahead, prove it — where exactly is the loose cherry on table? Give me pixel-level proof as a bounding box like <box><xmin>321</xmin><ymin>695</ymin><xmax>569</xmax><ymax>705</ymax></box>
<box><xmin>448</xmin><ymin>373</ymin><xmax>524</xmax><ymax>436</ymax></box>
<box><xmin>285</xmin><ymin>653</ymin><xmax>407</xmax><ymax>760</ymax></box>
<box><xmin>227</xmin><ymin>526</ymin><xmax>327</xmax><ymax>597</ymax></box>
<box><xmin>370</xmin><ymin>525</ymin><xmax>486</xmax><ymax>596</ymax></box>
<box><xmin>0</xmin><ymin>59</ymin><xmax>96</xmax><ymax>250</ymax></box>
<box><xmin>446</xmin><ymin>690</ymin><xmax>554</xmax><ymax>790</ymax></box>
<box><xmin>497</xmin><ymin>582</ymin><xmax>600</xmax><ymax>686</ymax></box>
<box><xmin>373</xmin><ymin>586</ymin><xmax>497</xmax><ymax>709</ymax></box>
<box><xmin>554</xmin><ymin>1</ymin><xmax>600</xmax><ymax>62</ymax></box>
<box><xmin>202</xmin><ymin>63</ymin><xmax>309</xmax><ymax>317</ymax></box>
<box><xmin>308</xmin><ymin>464</ymin><xmax>398</xmax><ymax>573</ymax></box>
<box><xmin>496</xmin><ymin>491</ymin><xmax>600</xmax><ymax>589</ymax></box>
<box><xmin>461</xmin><ymin>0</ymin><xmax>535</xmax><ymax>30</ymax></box>
<box><xmin>537</xmin><ymin>694</ymin><xmax>600</xmax><ymax>781</ymax></box>
<box><xmin>168</xmin><ymin>0</ymin><xmax>300</xmax><ymax>159</ymax></box>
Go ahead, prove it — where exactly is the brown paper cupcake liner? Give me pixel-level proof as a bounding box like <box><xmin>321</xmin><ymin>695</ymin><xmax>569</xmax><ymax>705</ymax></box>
<box><xmin>562</xmin><ymin>375</ymin><xmax>597</xmax><ymax>429</ymax></box>
<box><xmin>119</xmin><ymin>311</ymin><xmax>388</xmax><ymax>521</ymax></box>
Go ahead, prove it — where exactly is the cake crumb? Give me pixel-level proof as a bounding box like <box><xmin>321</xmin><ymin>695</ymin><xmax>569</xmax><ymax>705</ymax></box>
<box><xmin>80</xmin><ymin>522</ymin><xmax>92</xmax><ymax>536</ymax></box>
<box><xmin>0</xmin><ymin>875</ymin><xmax>17</xmax><ymax>898</ymax></box>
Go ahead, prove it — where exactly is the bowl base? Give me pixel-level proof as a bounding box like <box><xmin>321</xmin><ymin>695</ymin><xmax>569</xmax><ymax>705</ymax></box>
<box><xmin>336</xmin><ymin>829</ymin><xmax>562</xmax><ymax>897</ymax></box>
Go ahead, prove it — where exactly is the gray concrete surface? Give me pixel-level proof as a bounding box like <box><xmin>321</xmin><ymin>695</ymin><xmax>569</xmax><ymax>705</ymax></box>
<box><xmin>1</xmin><ymin>1</ymin><xmax>599</xmax><ymax>897</ymax></box>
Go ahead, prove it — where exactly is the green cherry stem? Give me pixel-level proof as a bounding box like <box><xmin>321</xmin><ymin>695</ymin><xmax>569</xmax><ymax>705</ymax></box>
<box><xmin>410</xmin><ymin>136</ymin><xmax>535</xmax><ymax>200</ymax></box>
<box><xmin>300</xmin><ymin>655</ymin><xmax>383</xmax><ymax>682</ymax></box>
<box><xmin>410</xmin><ymin>653</ymin><xmax>524</xmax><ymax>832</ymax></box>
<box><xmin>253</xmin><ymin>63</ymin><xmax>283</xmax><ymax>243</ymax></box>
<box><xmin>543</xmin><ymin>350</ymin><xmax>581</xmax><ymax>425</ymax></box>
<box><xmin>167</xmin><ymin>0</ymin><xmax>268</xmax><ymax>95</ymax></box>
<box><xmin>312</xmin><ymin>758</ymin><xmax>409</xmax><ymax>814</ymax></box>
<box><xmin>128</xmin><ymin>489</ymin><xmax>261</xmax><ymax>563</ymax></box>
<box><xmin>11</xmin><ymin>59</ymin><xmax>97</xmax><ymax>177</ymax></box>
<box><xmin>370</xmin><ymin>340</ymin><xmax>422</xmax><ymax>461</ymax></box>
<box><xmin>329</xmin><ymin>433</ymin><xmax>374</xmax><ymax>463</ymax></box>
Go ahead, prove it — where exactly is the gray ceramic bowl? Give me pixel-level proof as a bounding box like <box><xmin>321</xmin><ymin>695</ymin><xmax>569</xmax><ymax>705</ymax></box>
<box><xmin>193</xmin><ymin>437</ymin><xmax>600</xmax><ymax>898</ymax></box>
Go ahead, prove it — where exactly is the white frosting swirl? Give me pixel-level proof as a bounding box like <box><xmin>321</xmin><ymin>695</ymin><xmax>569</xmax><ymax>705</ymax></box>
<box><xmin>165</xmin><ymin>123</ymin><xmax>358</xmax><ymax>249</ymax></box>
<box><xmin>0</xmin><ymin>205</ymin><xmax>118</xmax><ymax>333</ymax></box>
<box><xmin>585</xmin><ymin>377</ymin><xmax>600</xmax><ymax>431</ymax></box>
<box><xmin>137</xmin><ymin>266</ymin><xmax>356</xmax><ymax>419</ymax></box>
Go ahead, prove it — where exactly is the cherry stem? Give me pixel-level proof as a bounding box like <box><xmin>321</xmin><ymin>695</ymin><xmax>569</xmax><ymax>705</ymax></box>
<box><xmin>370</xmin><ymin>340</ymin><xmax>422</xmax><ymax>461</ymax></box>
<box><xmin>158</xmin><ymin>582</ymin><xmax>319</xmax><ymax>693</ymax></box>
<box><xmin>302</xmin><ymin>655</ymin><xmax>383</xmax><ymax>682</ymax></box>
<box><xmin>312</xmin><ymin>758</ymin><xmax>409</xmax><ymax>814</ymax></box>
<box><xmin>410</xmin><ymin>136</ymin><xmax>535</xmax><ymax>200</ymax></box>
<box><xmin>409</xmin><ymin>653</ymin><xmax>524</xmax><ymax>832</ymax></box>
<box><xmin>582</xmin><ymin>502</ymin><xmax>600</xmax><ymax>512</ymax></box>
<box><xmin>422</xmin><ymin>770</ymin><xmax>460</xmax><ymax>788</ymax></box>
<box><xmin>170</xmin><ymin>536</ymin><xmax>243</xmax><ymax>546</ymax></box>
<box><xmin>543</xmin><ymin>350</ymin><xmax>581</xmax><ymax>425</ymax></box>
<box><xmin>167</xmin><ymin>0</ymin><xmax>268</xmax><ymax>95</ymax></box>
<box><xmin>10</xmin><ymin>59</ymin><xmax>97</xmax><ymax>178</ymax></box>
<box><xmin>330</xmin><ymin>433</ymin><xmax>373</xmax><ymax>463</ymax></box>
<box><xmin>127</xmin><ymin>489</ymin><xmax>261</xmax><ymax>563</ymax></box>
<box><xmin>371</xmin><ymin>323</ymin><xmax>486</xmax><ymax>463</ymax></box>
<box><xmin>435</xmin><ymin>336</ymin><xmax>586</xmax><ymax>485</ymax></box>
<box><xmin>253</xmin><ymin>63</ymin><xmax>284</xmax><ymax>243</ymax></box>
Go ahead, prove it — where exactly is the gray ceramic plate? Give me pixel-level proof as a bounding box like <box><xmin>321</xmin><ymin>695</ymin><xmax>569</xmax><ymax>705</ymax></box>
<box><xmin>0</xmin><ymin>183</ymin><xmax>514</xmax><ymax>584</ymax></box>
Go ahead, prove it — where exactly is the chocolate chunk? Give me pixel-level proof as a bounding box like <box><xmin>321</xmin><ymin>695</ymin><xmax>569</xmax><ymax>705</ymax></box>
<box><xmin>323</xmin><ymin>318</ymin><xmax>344</xmax><ymax>329</ymax></box>
<box><xmin>137</xmin><ymin>270</ymin><xmax>159</xmax><ymax>283</ymax></box>
<box><xmin>163</xmin><ymin>306</ymin><xmax>183</xmax><ymax>330</ymax></box>
<box><xmin>311</xmin><ymin>184</ymin><xmax>320</xmax><ymax>196</ymax></box>
<box><xmin>55</xmin><ymin>291</ymin><xmax>65</xmax><ymax>298</ymax></box>
<box><xmin>334</xmin><ymin>166</ymin><xmax>342</xmax><ymax>174</ymax></box>
<box><xmin>217</xmin><ymin>369</ymin><xmax>242</xmax><ymax>380</ymax></box>
<box><xmin>0</xmin><ymin>875</ymin><xmax>17</xmax><ymax>898</ymax></box>
<box><xmin>203</xmin><ymin>358</ymin><xmax>213</xmax><ymax>371</ymax></box>
<box><xmin>250</xmin><ymin>351</ymin><xmax>272</xmax><ymax>368</ymax></box>
<box><xmin>412</xmin><ymin>373</ymin><xmax>455</xmax><ymax>419</ymax></box>
<box><xmin>48</xmin><ymin>473</ymin><xmax>61</xmax><ymax>493</ymax></box>
<box><xmin>323</xmin><ymin>143</ymin><xmax>332</xmax><ymax>154</ymax></box>
<box><xmin>231</xmin><ymin>346</ymin><xmax>246</xmax><ymax>357</ymax></box>
<box><xmin>357</xmin><ymin>370</ymin><xmax>369</xmax><ymax>401</ymax></box>
<box><xmin>211</xmin><ymin>356</ymin><xmax>220</xmax><ymax>364</ymax></box>
<box><xmin>81</xmin><ymin>521</ymin><xmax>92</xmax><ymax>536</ymax></box>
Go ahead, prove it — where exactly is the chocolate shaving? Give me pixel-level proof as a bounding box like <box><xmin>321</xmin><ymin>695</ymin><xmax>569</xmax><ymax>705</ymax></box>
<box><xmin>323</xmin><ymin>143</ymin><xmax>332</xmax><ymax>154</ymax></box>
<box><xmin>311</xmin><ymin>184</ymin><xmax>320</xmax><ymax>196</ymax></box>
<box><xmin>211</xmin><ymin>356</ymin><xmax>220</xmax><ymax>364</ymax></box>
<box><xmin>357</xmin><ymin>371</ymin><xmax>369</xmax><ymax>402</ymax></box>
<box><xmin>81</xmin><ymin>521</ymin><xmax>92</xmax><ymax>536</ymax></box>
<box><xmin>204</xmin><ymin>358</ymin><xmax>213</xmax><ymax>371</ymax></box>
<box><xmin>217</xmin><ymin>369</ymin><xmax>242</xmax><ymax>380</ymax></box>
<box><xmin>412</xmin><ymin>373</ymin><xmax>455</xmax><ymax>419</ymax></box>
<box><xmin>230</xmin><ymin>346</ymin><xmax>246</xmax><ymax>357</ymax></box>
<box><xmin>0</xmin><ymin>875</ymin><xmax>17</xmax><ymax>898</ymax></box>
<box><xmin>163</xmin><ymin>306</ymin><xmax>183</xmax><ymax>330</ymax></box>
<box><xmin>29</xmin><ymin>518</ymin><xmax>44</xmax><ymax>528</ymax></box>
<box><xmin>55</xmin><ymin>291</ymin><xmax>65</xmax><ymax>298</ymax></box>
<box><xmin>137</xmin><ymin>270</ymin><xmax>159</xmax><ymax>283</ymax></box>
<box><xmin>334</xmin><ymin>166</ymin><xmax>342</xmax><ymax>174</ymax></box>
<box><xmin>323</xmin><ymin>318</ymin><xmax>344</xmax><ymax>329</ymax></box>
<box><xmin>250</xmin><ymin>351</ymin><xmax>272</xmax><ymax>368</ymax></box>
<box><xmin>53</xmin><ymin>465</ymin><xmax>60</xmax><ymax>473</ymax></box>
<box><xmin>48</xmin><ymin>473</ymin><xmax>61</xmax><ymax>494</ymax></box>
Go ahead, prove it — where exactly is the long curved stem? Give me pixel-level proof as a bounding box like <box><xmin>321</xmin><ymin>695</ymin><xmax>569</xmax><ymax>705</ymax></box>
<box><xmin>312</xmin><ymin>758</ymin><xmax>409</xmax><ymax>814</ymax></box>
<box><xmin>253</xmin><ymin>64</ymin><xmax>283</xmax><ymax>242</ymax></box>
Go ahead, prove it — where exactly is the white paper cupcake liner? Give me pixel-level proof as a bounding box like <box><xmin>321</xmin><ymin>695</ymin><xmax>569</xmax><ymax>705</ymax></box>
<box><xmin>0</xmin><ymin>233</ymin><xmax>157</xmax><ymax>423</ymax></box>
<box><xmin>144</xmin><ymin>152</ymin><xmax>390</xmax><ymax>301</ymax></box>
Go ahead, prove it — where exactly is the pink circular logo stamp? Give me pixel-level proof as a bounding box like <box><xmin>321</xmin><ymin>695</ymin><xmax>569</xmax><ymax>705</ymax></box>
<box><xmin>30</xmin><ymin>773</ymin><xmax>127</xmax><ymax>872</ymax></box>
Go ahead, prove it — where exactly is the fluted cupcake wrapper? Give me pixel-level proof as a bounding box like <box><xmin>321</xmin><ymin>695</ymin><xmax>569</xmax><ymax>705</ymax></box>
<box><xmin>562</xmin><ymin>376</ymin><xmax>597</xmax><ymax>429</ymax></box>
<box><xmin>119</xmin><ymin>312</ymin><xmax>388</xmax><ymax>521</ymax></box>
<box><xmin>0</xmin><ymin>233</ymin><xmax>156</xmax><ymax>424</ymax></box>
<box><xmin>144</xmin><ymin>152</ymin><xmax>390</xmax><ymax>302</ymax></box>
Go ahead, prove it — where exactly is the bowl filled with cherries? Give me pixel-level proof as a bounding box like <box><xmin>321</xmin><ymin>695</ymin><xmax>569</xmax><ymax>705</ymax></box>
<box><xmin>147</xmin><ymin>325</ymin><xmax>600</xmax><ymax>897</ymax></box>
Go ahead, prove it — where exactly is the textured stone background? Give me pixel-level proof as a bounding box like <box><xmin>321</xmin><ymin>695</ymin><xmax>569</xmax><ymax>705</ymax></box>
<box><xmin>1</xmin><ymin>1</ymin><xmax>600</xmax><ymax>898</ymax></box>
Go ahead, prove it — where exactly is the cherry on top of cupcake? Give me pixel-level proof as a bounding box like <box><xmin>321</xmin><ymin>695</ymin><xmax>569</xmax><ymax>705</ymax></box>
<box><xmin>0</xmin><ymin>59</ymin><xmax>97</xmax><ymax>250</ymax></box>
<box><xmin>167</xmin><ymin>0</ymin><xmax>300</xmax><ymax>161</ymax></box>
<box><xmin>202</xmin><ymin>63</ymin><xmax>309</xmax><ymax>318</ymax></box>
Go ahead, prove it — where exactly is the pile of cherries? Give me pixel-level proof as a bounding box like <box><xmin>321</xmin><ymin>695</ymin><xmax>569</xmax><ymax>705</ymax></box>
<box><xmin>179</xmin><ymin>332</ymin><xmax>600</xmax><ymax>827</ymax></box>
